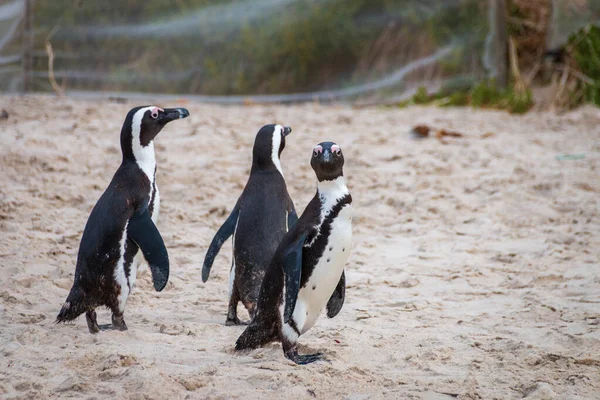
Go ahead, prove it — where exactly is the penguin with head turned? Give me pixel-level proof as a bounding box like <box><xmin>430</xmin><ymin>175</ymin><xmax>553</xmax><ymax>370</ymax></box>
<box><xmin>236</xmin><ymin>142</ymin><xmax>352</xmax><ymax>364</ymax></box>
<box><xmin>56</xmin><ymin>105</ymin><xmax>189</xmax><ymax>333</ymax></box>
<box><xmin>202</xmin><ymin>124</ymin><xmax>297</xmax><ymax>325</ymax></box>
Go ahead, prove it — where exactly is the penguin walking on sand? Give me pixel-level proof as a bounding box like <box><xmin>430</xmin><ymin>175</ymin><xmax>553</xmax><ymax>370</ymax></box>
<box><xmin>202</xmin><ymin>124</ymin><xmax>297</xmax><ymax>325</ymax></box>
<box><xmin>56</xmin><ymin>106</ymin><xmax>190</xmax><ymax>333</ymax></box>
<box><xmin>235</xmin><ymin>142</ymin><xmax>352</xmax><ymax>364</ymax></box>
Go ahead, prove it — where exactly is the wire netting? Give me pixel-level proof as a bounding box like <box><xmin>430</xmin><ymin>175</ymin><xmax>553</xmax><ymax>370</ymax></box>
<box><xmin>0</xmin><ymin>0</ymin><xmax>598</xmax><ymax>102</ymax></box>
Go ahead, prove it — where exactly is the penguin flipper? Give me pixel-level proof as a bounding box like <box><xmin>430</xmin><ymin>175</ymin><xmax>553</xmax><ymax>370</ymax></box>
<box><xmin>202</xmin><ymin>204</ymin><xmax>240</xmax><ymax>282</ymax></box>
<box><xmin>128</xmin><ymin>206</ymin><xmax>169</xmax><ymax>292</ymax></box>
<box><xmin>287</xmin><ymin>208</ymin><xmax>298</xmax><ymax>230</ymax></box>
<box><xmin>283</xmin><ymin>232</ymin><xmax>309</xmax><ymax>323</ymax></box>
<box><xmin>326</xmin><ymin>270</ymin><xmax>345</xmax><ymax>318</ymax></box>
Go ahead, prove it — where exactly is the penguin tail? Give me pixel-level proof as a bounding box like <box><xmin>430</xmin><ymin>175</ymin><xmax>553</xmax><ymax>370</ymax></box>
<box><xmin>235</xmin><ymin>317</ymin><xmax>278</xmax><ymax>351</ymax></box>
<box><xmin>55</xmin><ymin>286</ymin><xmax>88</xmax><ymax>323</ymax></box>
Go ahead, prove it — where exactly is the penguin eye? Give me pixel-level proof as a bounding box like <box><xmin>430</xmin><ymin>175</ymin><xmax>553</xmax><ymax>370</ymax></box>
<box><xmin>313</xmin><ymin>145</ymin><xmax>323</xmax><ymax>157</ymax></box>
<box><xmin>151</xmin><ymin>111</ymin><xmax>159</xmax><ymax>119</ymax></box>
<box><xmin>331</xmin><ymin>145</ymin><xmax>341</xmax><ymax>156</ymax></box>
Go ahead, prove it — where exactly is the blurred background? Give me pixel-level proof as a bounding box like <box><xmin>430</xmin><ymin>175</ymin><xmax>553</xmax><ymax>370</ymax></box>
<box><xmin>0</xmin><ymin>0</ymin><xmax>598</xmax><ymax>109</ymax></box>
<box><xmin>1</xmin><ymin>3</ymin><xmax>599</xmax><ymax>398</ymax></box>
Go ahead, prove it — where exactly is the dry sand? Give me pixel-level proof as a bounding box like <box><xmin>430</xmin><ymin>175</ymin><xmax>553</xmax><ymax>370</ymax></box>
<box><xmin>0</xmin><ymin>95</ymin><xmax>599</xmax><ymax>399</ymax></box>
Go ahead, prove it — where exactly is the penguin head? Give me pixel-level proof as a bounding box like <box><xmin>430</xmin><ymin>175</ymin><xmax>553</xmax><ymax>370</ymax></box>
<box><xmin>251</xmin><ymin>124</ymin><xmax>292</xmax><ymax>173</ymax></box>
<box><xmin>121</xmin><ymin>105</ymin><xmax>190</xmax><ymax>160</ymax></box>
<box><xmin>311</xmin><ymin>142</ymin><xmax>344</xmax><ymax>181</ymax></box>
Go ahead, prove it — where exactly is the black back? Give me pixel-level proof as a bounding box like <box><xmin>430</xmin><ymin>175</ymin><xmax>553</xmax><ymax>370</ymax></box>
<box><xmin>251</xmin><ymin>124</ymin><xmax>287</xmax><ymax>172</ymax></box>
<box><xmin>234</xmin><ymin>125</ymin><xmax>295</xmax><ymax>302</ymax></box>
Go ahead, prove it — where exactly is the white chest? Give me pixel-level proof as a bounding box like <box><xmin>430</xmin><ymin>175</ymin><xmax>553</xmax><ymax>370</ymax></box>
<box><xmin>136</xmin><ymin>160</ymin><xmax>156</xmax><ymax>202</ymax></box>
<box><xmin>129</xmin><ymin>167</ymin><xmax>160</xmax><ymax>283</ymax></box>
<box><xmin>294</xmin><ymin>204</ymin><xmax>352</xmax><ymax>334</ymax></box>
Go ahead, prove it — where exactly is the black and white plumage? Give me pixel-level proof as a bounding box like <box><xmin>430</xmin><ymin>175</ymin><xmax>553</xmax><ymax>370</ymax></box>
<box><xmin>202</xmin><ymin>124</ymin><xmax>297</xmax><ymax>325</ymax></box>
<box><xmin>235</xmin><ymin>142</ymin><xmax>352</xmax><ymax>364</ymax></box>
<box><xmin>56</xmin><ymin>106</ymin><xmax>189</xmax><ymax>333</ymax></box>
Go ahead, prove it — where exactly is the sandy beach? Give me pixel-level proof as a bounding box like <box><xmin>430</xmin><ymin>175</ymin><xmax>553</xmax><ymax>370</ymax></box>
<box><xmin>0</xmin><ymin>94</ymin><xmax>599</xmax><ymax>399</ymax></box>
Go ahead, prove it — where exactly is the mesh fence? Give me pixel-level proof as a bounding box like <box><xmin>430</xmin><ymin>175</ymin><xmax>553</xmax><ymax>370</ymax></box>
<box><xmin>0</xmin><ymin>0</ymin><xmax>598</xmax><ymax>102</ymax></box>
<box><xmin>548</xmin><ymin>0</ymin><xmax>600</xmax><ymax>49</ymax></box>
<box><xmin>0</xmin><ymin>0</ymin><xmax>25</xmax><ymax>92</ymax></box>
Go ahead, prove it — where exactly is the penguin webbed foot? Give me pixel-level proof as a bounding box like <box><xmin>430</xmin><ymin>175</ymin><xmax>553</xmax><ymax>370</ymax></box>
<box><xmin>86</xmin><ymin>310</ymin><xmax>100</xmax><ymax>334</ymax></box>
<box><xmin>285</xmin><ymin>349</ymin><xmax>325</xmax><ymax>365</ymax></box>
<box><xmin>111</xmin><ymin>313</ymin><xmax>128</xmax><ymax>331</ymax></box>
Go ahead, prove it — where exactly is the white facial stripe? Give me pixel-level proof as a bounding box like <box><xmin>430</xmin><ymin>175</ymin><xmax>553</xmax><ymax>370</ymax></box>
<box><xmin>271</xmin><ymin>125</ymin><xmax>284</xmax><ymax>177</ymax></box>
<box><xmin>131</xmin><ymin>106</ymin><xmax>157</xmax><ymax>195</ymax></box>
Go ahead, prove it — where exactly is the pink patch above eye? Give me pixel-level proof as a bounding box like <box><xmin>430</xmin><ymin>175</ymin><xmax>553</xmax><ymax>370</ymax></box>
<box><xmin>331</xmin><ymin>144</ymin><xmax>341</xmax><ymax>154</ymax></box>
<box><xmin>314</xmin><ymin>145</ymin><xmax>323</xmax><ymax>154</ymax></box>
<box><xmin>150</xmin><ymin>106</ymin><xmax>164</xmax><ymax>119</ymax></box>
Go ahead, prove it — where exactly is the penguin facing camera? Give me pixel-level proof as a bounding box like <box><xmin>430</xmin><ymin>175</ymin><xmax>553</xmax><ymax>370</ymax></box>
<box><xmin>236</xmin><ymin>142</ymin><xmax>352</xmax><ymax>364</ymax></box>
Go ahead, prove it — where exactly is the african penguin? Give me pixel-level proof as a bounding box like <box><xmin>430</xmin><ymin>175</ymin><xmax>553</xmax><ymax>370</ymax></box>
<box><xmin>56</xmin><ymin>106</ymin><xmax>190</xmax><ymax>333</ymax></box>
<box><xmin>202</xmin><ymin>124</ymin><xmax>297</xmax><ymax>325</ymax></box>
<box><xmin>235</xmin><ymin>142</ymin><xmax>351</xmax><ymax>364</ymax></box>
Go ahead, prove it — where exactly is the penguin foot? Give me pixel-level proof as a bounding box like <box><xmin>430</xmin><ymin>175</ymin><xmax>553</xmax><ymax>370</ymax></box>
<box><xmin>285</xmin><ymin>351</ymin><xmax>324</xmax><ymax>365</ymax></box>
<box><xmin>111</xmin><ymin>314</ymin><xmax>128</xmax><ymax>331</ymax></box>
<box><xmin>86</xmin><ymin>310</ymin><xmax>100</xmax><ymax>334</ymax></box>
<box><xmin>225</xmin><ymin>316</ymin><xmax>249</xmax><ymax>326</ymax></box>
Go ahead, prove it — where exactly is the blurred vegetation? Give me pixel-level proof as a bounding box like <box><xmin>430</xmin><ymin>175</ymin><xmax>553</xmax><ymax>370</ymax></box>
<box><xmin>19</xmin><ymin>0</ymin><xmax>600</xmax><ymax>112</ymax></box>
<box><xmin>507</xmin><ymin>0</ymin><xmax>551</xmax><ymax>74</ymax></box>
<box><xmin>396</xmin><ymin>80</ymin><xmax>533</xmax><ymax>114</ymax></box>
<box><xmin>31</xmin><ymin>0</ymin><xmax>490</xmax><ymax>95</ymax></box>
<box><xmin>504</xmin><ymin>0</ymin><xmax>600</xmax><ymax>111</ymax></box>
<box><xmin>568</xmin><ymin>25</ymin><xmax>600</xmax><ymax>106</ymax></box>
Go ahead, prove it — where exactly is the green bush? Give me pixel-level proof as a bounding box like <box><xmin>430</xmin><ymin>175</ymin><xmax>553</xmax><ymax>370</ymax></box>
<box><xmin>569</xmin><ymin>24</ymin><xmax>600</xmax><ymax>106</ymax></box>
<box><xmin>412</xmin><ymin>86</ymin><xmax>431</xmax><ymax>104</ymax></box>
<box><xmin>505</xmin><ymin>87</ymin><xmax>533</xmax><ymax>114</ymax></box>
<box><xmin>399</xmin><ymin>80</ymin><xmax>533</xmax><ymax>114</ymax></box>
<box><xmin>470</xmin><ymin>80</ymin><xmax>503</xmax><ymax>107</ymax></box>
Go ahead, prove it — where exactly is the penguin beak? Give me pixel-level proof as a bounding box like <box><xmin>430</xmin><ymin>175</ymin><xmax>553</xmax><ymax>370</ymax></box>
<box><xmin>162</xmin><ymin>108</ymin><xmax>190</xmax><ymax>123</ymax></box>
<box><xmin>283</xmin><ymin>126</ymin><xmax>292</xmax><ymax>137</ymax></box>
<box><xmin>321</xmin><ymin>148</ymin><xmax>332</xmax><ymax>163</ymax></box>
